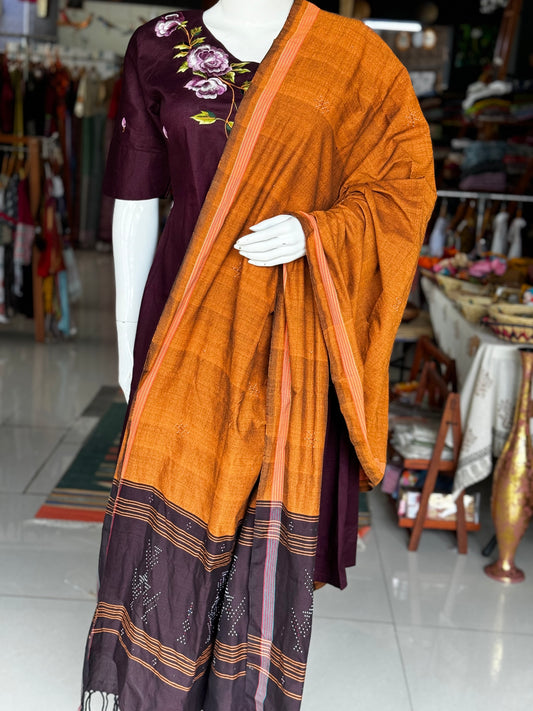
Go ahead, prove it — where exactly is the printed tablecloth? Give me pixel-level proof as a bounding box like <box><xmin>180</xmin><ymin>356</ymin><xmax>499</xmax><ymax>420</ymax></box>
<box><xmin>421</xmin><ymin>277</ymin><xmax>522</xmax><ymax>494</ymax></box>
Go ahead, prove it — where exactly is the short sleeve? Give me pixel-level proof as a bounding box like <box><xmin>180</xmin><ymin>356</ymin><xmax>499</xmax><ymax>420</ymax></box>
<box><xmin>102</xmin><ymin>30</ymin><xmax>170</xmax><ymax>199</ymax></box>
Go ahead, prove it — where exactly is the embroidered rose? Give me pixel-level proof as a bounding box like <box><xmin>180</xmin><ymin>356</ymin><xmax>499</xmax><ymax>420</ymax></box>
<box><xmin>185</xmin><ymin>77</ymin><xmax>227</xmax><ymax>100</ymax></box>
<box><xmin>155</xmin><ymin>12</ymin><xmax>185</xmax><ymax>38</ymax></box>
<box><xmin>187</xmin><ymin>45</ymin><xmax>231</xmax><ymax>76</ymax></box>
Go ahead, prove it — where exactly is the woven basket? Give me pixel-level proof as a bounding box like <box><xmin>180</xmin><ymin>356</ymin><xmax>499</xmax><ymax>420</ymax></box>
<box><xmin>488</xmin><ymin>303</ymin><xmax>533</xmax><ymax>325</ymax></box>
<box><xmin>485</xmin><ymin>304</ymin><xmax>533</xmax><ymax>343</ymax></box>
<box><xmin>456</xmin><ymin>295</ymin><xmax>493</xmax><ymax>323</ymax></box>
<box><xmin>435</xmin><ymin>274</ymin><xmax>463</xmax><ymax>296</ymax></box>
<box><xmin>436</xmin><ymin>274</ymin><xmax>489</xmax><ymax>297</ymax></box>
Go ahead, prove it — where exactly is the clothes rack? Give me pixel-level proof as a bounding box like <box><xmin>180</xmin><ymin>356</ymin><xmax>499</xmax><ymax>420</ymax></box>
<box><xmin>437</xmin><ymin>189</ymin><xmax>533</xmax><ymax>204</ymax></box>
<box><xmin>3</xmin><ymin>40</ymin><xmax>121</xmax><ymax>79</ymax></box>
<box><xmin>437</xmin><ymin>189</ymin><xmax>532</xmax><ymax>252</ymax></box>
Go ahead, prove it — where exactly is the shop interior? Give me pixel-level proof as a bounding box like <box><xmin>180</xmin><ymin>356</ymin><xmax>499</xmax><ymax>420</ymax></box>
<box><xmin>0</xmin><ymin>0</ymin><xmax>532</xmax><ymax>709</ymax></box>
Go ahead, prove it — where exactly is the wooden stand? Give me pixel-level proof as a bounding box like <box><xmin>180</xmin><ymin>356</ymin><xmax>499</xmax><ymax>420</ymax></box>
<box><xmin>392</xmin><ymin>364</ymin><xmax>479</xmax><ymax>553</ymax></box>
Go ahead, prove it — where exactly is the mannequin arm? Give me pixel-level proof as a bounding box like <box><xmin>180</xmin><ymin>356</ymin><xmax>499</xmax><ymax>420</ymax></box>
<box><xmin>113</xmin><ymin>198</ymin><xmax>159</xmax><ymax>400</ymax></box>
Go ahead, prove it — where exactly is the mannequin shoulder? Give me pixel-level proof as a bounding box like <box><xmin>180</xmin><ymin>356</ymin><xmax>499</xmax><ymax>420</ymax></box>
<box><xmin>311</xmin><ymin>9</ymin><xmax>407</xmax><ymax>89</ymax></box>
<box><xmin>313</xmin><ymin>9</ymin><xmax>401</xmax><ymax>66</ymax></box>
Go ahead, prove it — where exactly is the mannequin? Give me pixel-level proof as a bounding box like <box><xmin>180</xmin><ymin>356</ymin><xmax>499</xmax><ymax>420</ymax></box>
<box><xmin>84</xmin><ymin>1</ymin><xmax>436</xmax><ymax>706</ymax></box>
<box><xmin>114</xmin><ymin>0</ymin><xmax>304</xmax><ymax>401</ymax></box>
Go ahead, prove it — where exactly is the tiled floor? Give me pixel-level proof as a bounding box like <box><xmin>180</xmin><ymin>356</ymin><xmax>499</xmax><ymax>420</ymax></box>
<box><xmin>1</xmin><ymin>251</ymin><xmax>533</xmax><ymax>711</ymax></box>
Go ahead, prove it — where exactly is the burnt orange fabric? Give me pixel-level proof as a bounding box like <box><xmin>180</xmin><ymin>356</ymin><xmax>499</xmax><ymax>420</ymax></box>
<box><xmin>115</xmin><ymin>0</ymin><xmax>436</xmax><ymax>537</ymax></box>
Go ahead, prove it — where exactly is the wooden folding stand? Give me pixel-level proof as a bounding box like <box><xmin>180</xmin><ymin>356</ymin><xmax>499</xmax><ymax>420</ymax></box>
<box><xmin>409</xmin><ymin>334</ymin><xmax>457</xmax><ymax>394</ymax></box>
<box><xmin>395</xmin><ymin>363</ymin><xmax>479</xmax><ymax>553</ymax></box>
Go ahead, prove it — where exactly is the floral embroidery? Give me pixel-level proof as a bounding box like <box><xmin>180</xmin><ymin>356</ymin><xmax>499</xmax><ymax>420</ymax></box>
<box><xmin>186</xmin><ymin>76</ymin><xmax>227</xmax><ymax>99</ymax></box>
<box><xmin>187</xmin><ymin>45</ymin><xmax>231</xmax><ymax>76</ymax></box>
<box><xmin>121</xmin><ymin>117</ymin><xmax>126</xmax><ymax>132</ymax></box>
<box><xmin>155</xmin><ymin>12</ymin><xmax>185</xmax><ymax>38</ymax></box>
<box><xmin>155</xmin><ymin>13</ymin><xmax>252</xmax><ymax>137</ymax></box>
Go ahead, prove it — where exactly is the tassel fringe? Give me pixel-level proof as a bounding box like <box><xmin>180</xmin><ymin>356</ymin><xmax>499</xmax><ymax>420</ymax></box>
<box><xmin>82</xmin><ymin>691</ymin><xmax>120</xmax><ymax>711</ymax></box>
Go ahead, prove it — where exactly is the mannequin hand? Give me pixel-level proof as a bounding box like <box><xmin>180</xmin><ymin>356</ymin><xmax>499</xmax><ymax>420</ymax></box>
<box><xmin>116</xmin><ymin>320</ymin><xmax>136</xmax><ymax>402</ymax></box>
<box><xmin>234</xmin><ymin>214</ymin><xmax>305</xmax><ymax>267</ymax></box>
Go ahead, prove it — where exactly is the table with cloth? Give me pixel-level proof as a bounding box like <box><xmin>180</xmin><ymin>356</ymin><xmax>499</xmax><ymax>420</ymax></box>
<box><xmin>420</xmin><ymin>276</ymin><xmax>522</xmax><ymax>495</ymax></box>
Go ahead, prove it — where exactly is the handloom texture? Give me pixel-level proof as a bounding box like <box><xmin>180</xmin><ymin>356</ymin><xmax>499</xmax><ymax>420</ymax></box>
<box><xmin>82</xmin><ymin>2</ymin><xmax>436</xmax><ymax>709</ymax></box>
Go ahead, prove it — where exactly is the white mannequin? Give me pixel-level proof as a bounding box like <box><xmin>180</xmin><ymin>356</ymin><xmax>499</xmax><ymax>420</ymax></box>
<box><xmin>114</xmin><ymin>0</ymin><xmax>305</xmax><ymax>400</ymax></box>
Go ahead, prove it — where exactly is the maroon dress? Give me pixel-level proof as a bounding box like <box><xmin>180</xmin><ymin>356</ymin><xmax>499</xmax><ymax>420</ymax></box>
<box><xmin>102</xmin><ymin>9</ymin><xmax>359</xmax><ymax>589</ymax></box>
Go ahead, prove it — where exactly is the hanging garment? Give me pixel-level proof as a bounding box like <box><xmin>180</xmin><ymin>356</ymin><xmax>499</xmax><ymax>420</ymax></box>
<box><xmin>0</xmin><ymin>245</ymin><xmax>6</xmax><ymax>322</ymax></box>
<box><xmin>82</xmin><ymin>4</ymin><xmax>435</xmax><ymax>710</ymax></box>
<box><xmin>428</xmin><ymin>215</ymin><xmax>449</xmax><ymax>257</ymax></box>
<box><xmin>506</xmin><ymin>215</ymin><xmax>526</xmax><ymax>259</ymax></box>
<box><xmin>56</xmin><ymin>269</ymin><xmax>70</xmax><ymax>335</ymax></box>
<box><xmin>454</xmin><ymin>200</ymin><xmax>477</xmax><ymax>253</ymax></box>
<box><xmin>491</xmin><ymin>209</ymin><xmax>510</xmax><ymax>254</ymax></box>
<box><xmin>37</xmin><ymin>178</ymin><xmax>65</xmax><ymax>280</ymax></box>
<box><xmin>13</xmin><ymin>178</ymin><xmax>35</xmax><ymax>298</ymax></box>
<box><xmin>0</xmin><ymin>56</ymin><xmax>14</xmax><ymax>134</ymax></box>
<box><xmin>0</xmin><ymin>172</ymin><xmax>19</xmax><ymax>246</ymax></box>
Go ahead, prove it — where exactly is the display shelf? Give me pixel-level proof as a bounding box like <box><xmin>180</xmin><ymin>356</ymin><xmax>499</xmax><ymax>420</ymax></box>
<box><xmin>398</xmin><ymin>516</ymin><xmax>480</xmax><ymax>532</ymax></box>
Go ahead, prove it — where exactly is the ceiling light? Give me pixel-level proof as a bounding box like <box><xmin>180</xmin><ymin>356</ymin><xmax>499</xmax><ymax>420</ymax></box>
<box><xmin>363</xmin><ymin>19</ymin><xmax>423</xmax><ymax>32</ymax></box>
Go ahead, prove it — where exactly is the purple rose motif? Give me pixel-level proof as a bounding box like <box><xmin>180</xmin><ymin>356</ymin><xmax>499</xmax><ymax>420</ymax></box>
<box><xmin>155</xmin><ymin>12</ymin><xmax>185</xmax><ymax>38</ymax></box>
<box><xmin>187</xmin><ymin>44</ymin><xmax>231</xmax><ymax>76</ymax></box>
<box><xmin>185</xmin><ymin>77</ymin><xmax>227</xmax><ymax>100</ymax></box>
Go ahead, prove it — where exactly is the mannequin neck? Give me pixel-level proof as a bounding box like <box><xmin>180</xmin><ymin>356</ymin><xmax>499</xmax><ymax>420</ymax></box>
<box><xmin>206</xmin><ymin>0</ymin><xmax>294</xmax><ymax>27</ymax></box>
<box><xmin>203</xmin><ymin>0</ymin><xmax>295</xmax><ymax>63</ymax></box>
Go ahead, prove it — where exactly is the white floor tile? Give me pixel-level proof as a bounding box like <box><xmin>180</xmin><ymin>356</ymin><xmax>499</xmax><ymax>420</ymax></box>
<box><xmin>26</xmin><ymin>440</ymin><xmax>83</xmax><ymax>495</ymax></box>
<box><xmin>303</xmin><ymin>618</ymin><xmax>412</xmax><ymax>711</ymax></box>
<box><xmin>314</xmin><ymin>530</ymin><xmax>392</xmax><ymax>623</ymax></box>
<box><xmin>63</xmin><ymin>416</ymin><xmax>101</xmax><ymax>444</ymax></box>
<box><xmin>0</xmin><ymin>493</ymin><xmax>102</xmax><ymax>599</ymax></box>
<box><xmin>0</xmin><ymin>596</ymin><xmax>95</xmax><ymax>711</ymax></box>
<box><xmin>371</xmin><ymin>489</ymin><xmax>533</xmax><ymax>635</ymax></box>
<box><xmin>0</xmin><ymin>425</ymin><xmax>66</xmax><ymax>493</ymax></box>
<box><xmin>397</xmin><ymin>625</ymin><xmax>533</xmax><ymax>711</ymax></box>
<box><xmin>2</xmin><ymin>345</ymin><xmax>117</xmax><ymax>427</ymax></box>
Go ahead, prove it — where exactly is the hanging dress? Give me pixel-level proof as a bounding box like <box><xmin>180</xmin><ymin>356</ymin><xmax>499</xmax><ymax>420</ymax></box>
<box><xmin>102</xmin><ymin>9</ymin><xmax>359</xmax><ymax>591</ymax></box>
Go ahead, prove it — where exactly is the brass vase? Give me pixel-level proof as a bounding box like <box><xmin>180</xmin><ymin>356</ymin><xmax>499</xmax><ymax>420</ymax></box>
<box><xmin>485</xmin><ymin>348</ymin><xmax>533</xmax><ymax>583</ymax></box>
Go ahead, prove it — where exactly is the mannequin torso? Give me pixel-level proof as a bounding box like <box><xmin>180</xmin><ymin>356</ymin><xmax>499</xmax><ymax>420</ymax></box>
<box><xmin>113</xmin><ymin>0</ymin><xmax>303</xmax><ymax>400</ymax></box>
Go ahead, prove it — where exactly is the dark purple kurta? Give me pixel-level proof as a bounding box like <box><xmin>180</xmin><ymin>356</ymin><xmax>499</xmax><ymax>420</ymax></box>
<box><xmin>103</xmin><ymin>9</ymin><xmax>358</xmax><ymax>589</ymax></box>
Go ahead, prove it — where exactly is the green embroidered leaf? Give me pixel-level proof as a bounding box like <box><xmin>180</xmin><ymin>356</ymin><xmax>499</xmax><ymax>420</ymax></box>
<box><xmin>191</xmin><ymin>37</ymin><xmax>206</xmax><ymax>46</ymax></box>
<box><xmin>227</xmin><ymin>121</ymin><xmax>234</xmax><ymax>132</ymax></box>
<box><xmin>192</xmin><ymin>71</ymin><xmax>207</xmax><ymax>78</ymax></box>
<box><xmin>190</xmin><ymin>26</ymin><xmax>202</xmax><ymax>37</ymax></box>
<box><xmin>173</xmin><ymin>51</ymin><xmax>188</xmax><ymax>59</ymax></box>
<box><xmin>241</xmin><ymin>81</ymin><xmax>251</xmax><ymax>91</ymax></box>
<box><xmin>233</xmin><ymin>67</ymin><xmax>251</xmax><ymax>74</ymax></box>
<box><xmin>177</xmin><ymin>60</ymin><xmax>189</xmax><ymax>73</ymax></box>
<box><xmin>173</xmin><ymin>43</ymin><xmax>190</xmax><ymax>51</ymax></box>
<box><xmin>191</xmin><ymin>111</ymin><xmax>217</xmax><ymax>125</ymax></box>
<box><xmin>232</xmin><ymin>62</ymin><xmax>249</xmax><ymax>68</ymax></box>
<box><xmin>222</xmin><ymin>71</ymin><xmax>235</xmax><ymax>83</ymax></box>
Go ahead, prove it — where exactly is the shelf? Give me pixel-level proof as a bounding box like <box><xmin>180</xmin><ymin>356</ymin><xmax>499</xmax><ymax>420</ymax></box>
<box><xmin>398</xmin><ymin>516</ymin><xmax>480</xmax><ymax>532</ymax></box>
<box><xmin>401</xmin><ymin>458</ymin><xmax>456</xmax><ymax>472</ymax></box>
